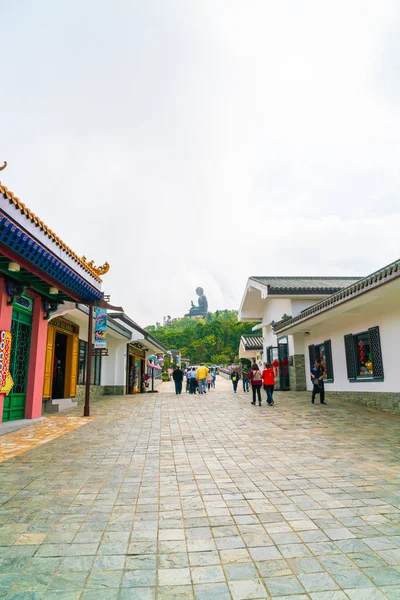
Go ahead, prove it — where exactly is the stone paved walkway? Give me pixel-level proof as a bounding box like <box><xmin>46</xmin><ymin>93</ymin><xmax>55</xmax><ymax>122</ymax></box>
<box><xmin>0</xmin><ymin>417</ymin><xmax>95</xmax><ymax>463</ymax></box>
<box><xmin>0</xmin><ymin>382</ymin><xmax>400</xmax><ymax>599</ymax></box>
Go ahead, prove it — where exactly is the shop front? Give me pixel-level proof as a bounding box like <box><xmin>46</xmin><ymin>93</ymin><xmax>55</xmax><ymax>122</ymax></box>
<box><xmin>0</xmin><ymin>173</ymin><xmax>106</xmax><ymax>423</ymax></box>
<box><xmin>127</xmin><ymin>344</ymin><xmax>145</xmax><ymax>394</ymax></box>
<box><xmin>43</xmin><ymin>317</ymin><xmax>79</xmax><ymax>402</ymax></box>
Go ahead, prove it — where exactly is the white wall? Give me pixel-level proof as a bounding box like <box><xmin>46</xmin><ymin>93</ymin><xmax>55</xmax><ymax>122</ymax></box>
<box><xmin>101</xmin><ymin>338</ymin><xmax>127</xmax><ymax>386</ymax></box>
<box><xmin>291</xmin><ymin>299</ymin><xmax>318</xmax><ymax>316</ymax></box>
<box><xmin>298</xmin><ymin>301</ymin><xmax>400</xmax><ymax>393</ymax></box>
<box><xmin>261</xmin><ymin>298</ymin><xmax>318</xmax><ymax>357</ymax></box>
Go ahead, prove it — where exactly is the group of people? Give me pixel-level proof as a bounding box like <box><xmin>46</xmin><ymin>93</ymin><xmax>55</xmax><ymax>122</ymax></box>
<box><xmin>172</xmin><ymin>364</ymin><xmax>217</xmax><ymax>395</ymax></box>
<box><xmin>230</xmin><ymin>363</ymin><xmax>275</xmax><ymax>406</ymax></box>
<box><xmin>230</xmin><ymin>358</ymin><xmax>327</xmax><ymax>406</ymax></box>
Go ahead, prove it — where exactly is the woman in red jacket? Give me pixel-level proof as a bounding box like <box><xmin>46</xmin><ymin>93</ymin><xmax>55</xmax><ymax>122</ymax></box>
<box><xmin>249</xmin><ymin>363</ymin><xmax>263</xmax><ymax>406</ymax></box>
<box><xmin>262</xmin><ymin>362</ymin><xmax>275</xmax><ymax>406</ymax></box>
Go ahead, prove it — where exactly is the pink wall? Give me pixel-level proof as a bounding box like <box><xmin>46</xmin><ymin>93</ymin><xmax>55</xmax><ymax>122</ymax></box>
<box><xmin>25</xmin><ymin>294</ymin><xmax>48</xmax><ymax>419</ymax></box>
<box><xmin>0</xmin><ymin>277</ymin><xmax>13</xmax><ymax>424</ymax></box>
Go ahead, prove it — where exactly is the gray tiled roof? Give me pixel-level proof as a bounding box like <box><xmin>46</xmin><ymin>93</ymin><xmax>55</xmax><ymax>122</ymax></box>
<box><xmin>250</xmin><ymin>276</ymin><xmax>362</xmax><ymax>295</ymax></box>
<box><xmin>241</xmin><ymin>334</ymin><xmax>263</xmax><ymax>350</ymax></box>
<box><xmin>274</xmin><ymin>258</ymin><xmax>400</xmax><ymax>333</ymax></box>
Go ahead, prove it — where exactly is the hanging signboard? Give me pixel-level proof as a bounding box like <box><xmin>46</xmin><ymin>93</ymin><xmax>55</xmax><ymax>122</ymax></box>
<box><xmin>0</xmin><ymin>331</ymin><xmax>14</xmax><ymax>395</ymax></box>
<box><xmin>94</xmin><ymin>308</ymin><xmax>107</xmax><ymax>349</ymax></box>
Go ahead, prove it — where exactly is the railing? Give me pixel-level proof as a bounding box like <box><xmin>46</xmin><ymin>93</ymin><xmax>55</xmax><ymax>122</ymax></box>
<box><xmin>219</xmin><ymin>368</ymin><xmax>231</xmax><ymax>379</ymax></box>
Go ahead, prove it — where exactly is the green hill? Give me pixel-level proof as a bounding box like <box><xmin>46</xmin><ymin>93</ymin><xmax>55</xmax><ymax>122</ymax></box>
<box><xmin>145</xmin><ymin>310</ymin><xmax>258</xmax><ymax>365</ymax></box>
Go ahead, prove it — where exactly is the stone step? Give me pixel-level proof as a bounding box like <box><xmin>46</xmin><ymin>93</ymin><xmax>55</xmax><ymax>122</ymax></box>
<box><xmin>45</xmin><ymin>398</ymin><xmax>78</xmax><ymax>413</ymax></box>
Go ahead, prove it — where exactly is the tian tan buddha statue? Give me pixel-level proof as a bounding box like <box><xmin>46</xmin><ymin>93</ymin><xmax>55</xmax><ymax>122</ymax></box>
<box><xmin>186</xmin><ymin>287</ymin><xmax>208</xmax><ymax>317</ymax></box>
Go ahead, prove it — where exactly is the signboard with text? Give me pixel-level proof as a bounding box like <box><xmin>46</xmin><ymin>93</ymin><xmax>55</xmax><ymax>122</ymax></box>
<box><xmin>0</xmin><ymin>331</ymin><xmax>14</xmax><ymax>395</ymax></box>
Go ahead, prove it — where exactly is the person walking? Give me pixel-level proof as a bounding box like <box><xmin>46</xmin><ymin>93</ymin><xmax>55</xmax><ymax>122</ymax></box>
<box><xmin>230</xmin><ymin>367</ymin><xmax>240</xmax><ymax>393</ymax></box>
<box><xmin>196</xmin><ymin>363</ymin><xmax>209</xmax><ymax>394</ymax></box>
<box><xmin>262</xmin><ymin>362</ymin><xmax>275</xmax><ymax>405</ymax></box>
<box><xmin>185</xmin><ymin>367</ymin><xmax>190</xmax><ymax>392</ymax></box>
<box><xmin>211</xmin><ymin>368</ymin><xmax>217</xmax><ymax>388</ymax></box>
<box><xmin>310</xmin><ymin>358</ymin><xmax>327</xmax><ymax>404</ymax></box>
<box><xmin>172</xmin><ymin>365</ymin><xmax>184</xmax><ymax>395</ymax></box>
<box><xmin>242</xmin><ymin>365</ymin><xmax>250</xmax><ymax>392</ymax></box>
<box><xmin>206</xmin><ymin>370</ymin><xmax>213</xmax><ymax>391</ymax></box>
<box><xmin>249</xmin><ymin>363</ymin><xmax>263</xmax><ymax>406</ymax></box>
<box><xmin>188</xmin><ymin>367</ymin><xmax>197</xmax><ymax>394</ymax></box>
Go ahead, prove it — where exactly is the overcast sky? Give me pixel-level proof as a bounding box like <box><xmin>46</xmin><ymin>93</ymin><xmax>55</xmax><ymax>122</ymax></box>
<box><xmin>1</xmin><ymin>1</ymin><xmax>400</xmax><ymax>325</ymax></box>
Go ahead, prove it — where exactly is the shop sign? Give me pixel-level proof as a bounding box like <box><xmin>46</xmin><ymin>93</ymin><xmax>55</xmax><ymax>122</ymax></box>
<box><xmin>0</xmin><ymin>331</ymin><xmax>14</xmax><ymax>395</ymax></box>
<box><xmin>92</xmin><ymin>347</ymin><xmax>109</xmax><ymax>356</ymax></box>
<box><xmin>51</xmin><ymin>318</ymin><xmax>78</xmax><ymax>334</ymax></box>
<box><xmin>94</xmin><ymin>308</ymin><xmax>107</xmax><ymax>349</ymax></box>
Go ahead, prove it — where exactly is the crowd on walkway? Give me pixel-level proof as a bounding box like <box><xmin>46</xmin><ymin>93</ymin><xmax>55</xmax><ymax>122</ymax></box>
<box><xmin>230</xmin><ymin>358</ymin><xmax>327</xmax><ymax>406</ymax></box>
<box><xmin>171</xmin><ymin>358</ymin><xmax>328</xmax><ymax>405</ymax></box>
<box><xmin>172</xmin><ymin>364</ymin><xmax>217</xmax><ymax>395</ymax></box>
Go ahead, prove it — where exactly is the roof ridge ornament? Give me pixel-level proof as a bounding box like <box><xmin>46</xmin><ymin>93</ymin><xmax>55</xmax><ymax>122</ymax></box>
<box><xmin>0</xmin><ymin>161</ymin><xmax>7</xmax><ymax>172</ymax></box>
<box><xmin>81</xmin><ymin>257</ymin><xmax>110</xmax><ymax>277</ymax></box>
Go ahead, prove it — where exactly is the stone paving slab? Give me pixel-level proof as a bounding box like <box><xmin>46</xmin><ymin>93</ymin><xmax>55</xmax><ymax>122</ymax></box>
<box><xmin>0</xmin><ymin>382</ymin><xmax>399</xmax><ymax>599</ymax></box>
<box><xmin>0</xmin><ymin>417</ymin><xmax>95</xmax><ymax>463</ymax></box>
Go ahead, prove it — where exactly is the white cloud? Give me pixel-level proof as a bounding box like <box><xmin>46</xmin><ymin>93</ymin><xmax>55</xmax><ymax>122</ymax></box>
<box><xmin>1</xmin><ymin>0</ymin><xmax>399</xmax><ymax>324</ymax></box>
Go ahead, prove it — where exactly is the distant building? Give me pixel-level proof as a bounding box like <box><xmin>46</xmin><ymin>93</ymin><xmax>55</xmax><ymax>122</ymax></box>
<box><xmin>239</xmin><ymin>334</ymin><xmax>263</xmax><ymax>366</ymax></box>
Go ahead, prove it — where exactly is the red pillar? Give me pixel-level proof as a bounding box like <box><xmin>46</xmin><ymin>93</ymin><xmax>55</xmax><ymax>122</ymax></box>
<box><xmin>0</xmin><ymin>277</ymin><xmax>13</xmax><ymax>424</ymax></box>
<box><xmin>25</xmin><ymin>294</ymin><xmax>48</xmax><ymax>419</ymax></box>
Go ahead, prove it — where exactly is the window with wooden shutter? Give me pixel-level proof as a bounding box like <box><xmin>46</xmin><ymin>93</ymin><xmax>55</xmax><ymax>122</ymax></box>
<box><xmin>324</xmin><ymin>339</ymin><xmax>334</xmax><ymax>382</ymax></box>
<box><xmin>344</xmin><ymin>328</ymin><xmax>384</xmax><ymax>381</ymax></box>
<box><xmin>310</xmin><ymin>341</ymin><xmax>334</xmax><ymax>381</ymax></box>
<box><xmin>369</xmin><ymin>326</ymin><xmax>384</xmax><ymax>380</ymax></box>
<box><xmin>308</xmin><ymin>344</ymin><xmax>316</xmax><ymax>370</ymax></box>
<box><xmin>344</xmin><ymin>334</ymin><xmax>356</xmax><ymax>380</ymax></box>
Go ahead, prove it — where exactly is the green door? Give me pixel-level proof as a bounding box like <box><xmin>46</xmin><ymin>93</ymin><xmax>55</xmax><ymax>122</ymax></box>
<box><xmin>2</xmin><ymin>306</ymin><xmax>32</xmax><ymax>422</ymax></box>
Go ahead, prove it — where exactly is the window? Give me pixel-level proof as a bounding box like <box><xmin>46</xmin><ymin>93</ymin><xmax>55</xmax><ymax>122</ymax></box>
<box><xmin>267</xmin><ymin>346</ymin><xmax>279</xmax><ymax>364</ymax></box>
<box><xmin>77</xmin><ymin>340</ymin><xmax>102</xmax><ymax>386</ymax></box>
<box><xmin>344</xmin><ymin>326</ymin><xmax>384</xmax><ymax>381</ymax></box>
<box><xmin>91</xmin><ymin>354</ymin><xmax>102</xmax><ymax>386</ymax></box>
<box><xmin>308</xmin><ymin>340</ymin><xmax>334</xmax><ymax>381</ymax></box>
<box><xmin>78</xmin><ymin>340</ymin><xmax>86</xmax><ymax>385</ymax></box>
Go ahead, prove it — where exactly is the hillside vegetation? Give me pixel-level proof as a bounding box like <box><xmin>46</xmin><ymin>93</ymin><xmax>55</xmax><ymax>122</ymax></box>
<box><xmin>145</xmin><ymin>310</ymin><xmax>257</xmax><ymax>365</ymax></box>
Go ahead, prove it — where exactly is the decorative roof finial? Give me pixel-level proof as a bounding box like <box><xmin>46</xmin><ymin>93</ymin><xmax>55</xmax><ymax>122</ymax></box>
<box><xmin>0</xmin><ymin>161</ymin><xmax>7</xmax><ymax>172</ymax></box>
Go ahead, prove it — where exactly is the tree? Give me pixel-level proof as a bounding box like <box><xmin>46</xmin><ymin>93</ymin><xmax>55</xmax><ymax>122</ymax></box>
<box><xmin>145</xmin><ymin>311</ymin><xmax>257</xmax><ymax>365</ymax></box>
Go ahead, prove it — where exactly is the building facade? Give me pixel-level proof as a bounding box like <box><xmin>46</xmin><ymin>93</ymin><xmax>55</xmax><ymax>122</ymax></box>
<box><xmin>273</xmin><ymin>259</ymin><xmax>400</xmax><ymax>411</ymax></box>
<box><xmin>0</xmin><ymin>179</ymin><xmax>106</xmax><ymax>423</ymax></box>
<box><xmin>238</xmin><ymin>334</ymin><xmax>263</xmax><ymax>365</ymax></box>
<box><xmin>238</xmin><ymin>276</ymin><xmax>361</xmax><ymax>390</ymax></box>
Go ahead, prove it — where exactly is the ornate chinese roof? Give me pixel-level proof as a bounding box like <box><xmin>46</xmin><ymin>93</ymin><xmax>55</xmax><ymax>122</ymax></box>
<box><xmin>250</xmin><ymin>276</ymin><xmax>361</xmax><ymax>295</ymax></box>
<box><xmin>0</xmin><ymin>183</ymin><xmax>108</xmax><ymax>283</ymax></box>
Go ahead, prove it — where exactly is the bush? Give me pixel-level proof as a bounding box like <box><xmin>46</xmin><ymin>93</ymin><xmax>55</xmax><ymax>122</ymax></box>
<box><xmin>162</xmin><ymin>373</ymin><xmax>170</xmax><ymax>382</ymax></box>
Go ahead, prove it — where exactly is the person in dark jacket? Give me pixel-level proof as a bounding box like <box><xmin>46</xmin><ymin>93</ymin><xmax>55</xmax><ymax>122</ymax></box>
<box><xmin>310</xmin><ymin>359</ymin><xmax>326</xmax><ymax>404</ymax></box>
<box><xmin>249</xmin><ymin>363</ymin><xmax>263</xmax><ymax>406</ymax></box>
<box><xmin>172</xmin><ymin>366</ymin><xmax>184</xmax><ymax>395</ymax></box>
<box><xmin>242</xmin><ymin>366</ymin><xmax>250</xmax><ymax>392</ymax></box>
<box><xmin>230</xmin><ymin>367</ymin><xmax>240</xmax><ymax>393</ymax></box>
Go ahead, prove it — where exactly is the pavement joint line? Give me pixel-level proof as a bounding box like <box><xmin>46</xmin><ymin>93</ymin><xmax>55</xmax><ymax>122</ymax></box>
<box><xmin>0</xmin><ymin>377</ymin><xmax>399</xmax><ymax>598</ymax></box>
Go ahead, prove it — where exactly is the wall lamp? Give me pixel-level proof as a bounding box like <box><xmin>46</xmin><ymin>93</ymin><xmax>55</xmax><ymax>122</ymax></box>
<box><xmin>8</xmin><ymin>262</ymin><xmax>20</xmax><ymax>272</ymax></box>
<box><xmin>49</xmin><ymin>287</ymin><xmax>59</xmax><ymax>295</ymax></box>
